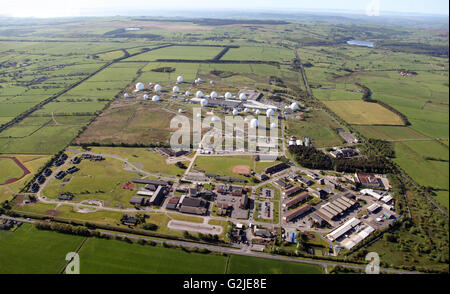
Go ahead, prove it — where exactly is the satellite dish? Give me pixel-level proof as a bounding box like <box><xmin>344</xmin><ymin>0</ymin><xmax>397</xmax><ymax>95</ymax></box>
<box><xmin>250</xmin><ymin>118</ymin><xmax>258</xmax><ymax>128</ymax></box>
<box><xmin>135</xmin><ymin>82</ymin><xmax>145</xmax><ymax>91</ymax></box>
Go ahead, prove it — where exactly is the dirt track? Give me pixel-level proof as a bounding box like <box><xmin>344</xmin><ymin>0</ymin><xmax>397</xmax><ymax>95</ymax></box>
<box><xmin>0</xmin><ymin>156</ymin><xmax>31</xmax><ymax>185</ymax></box>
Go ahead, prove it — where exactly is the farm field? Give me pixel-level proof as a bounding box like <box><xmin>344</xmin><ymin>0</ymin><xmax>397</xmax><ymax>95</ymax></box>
<box><xmin>323</xmin><ymin>100</ymin><xmax>405</xmax><ymax>125</ymax></box>
<box><xmin>393</xmin><ymin>140</ymin><xmax>449</xmax><ymax>209</ymax></box>
<box><xmin>74</xmin><ymin>100</ymin><xmax>178</xmax><ymax>145</ymax></box>
<box><xmin>0</xmin><ymin>223</ymin><xmax>85</xmax><ymax>274</ymax></box>
<box><xmin>226</xmin><ymin>254</ymin><xmax>323</xmax><ymax>274</ymax></box>
<box><xmin>78</xmin><ymin>237</ymin><xmax>227</xmax><ymax>274</ymax></box>
<box><xmin>126</xmin><ymin>45</ymin><xmax>224</xmax><ymax>61</ymax></box>
<box><xmin>353</xmin><ymin>125</ymin><xmax>430</xmax><ymax>140</ymax></box>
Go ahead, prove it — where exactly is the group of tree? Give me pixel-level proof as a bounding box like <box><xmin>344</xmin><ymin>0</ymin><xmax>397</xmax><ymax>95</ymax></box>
<box><xmin>289</xmin><ymin>145</ymin><xmax>393</xmax><ymax>174</ymax></box>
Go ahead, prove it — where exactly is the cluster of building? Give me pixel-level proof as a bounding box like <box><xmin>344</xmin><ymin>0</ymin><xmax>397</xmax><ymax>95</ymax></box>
<box><xmin>288</xmin><ymin>136</ymin><xmax>311</xmax><ymax>147</ymax></box>
<box><xmin>166</xmin><ymin>195</ymin><xmax>209</xmax><ymax>215</ymax></box>
<box><xmin>129</xmin><ymin>178</ymin><xmax>170</xmax><ymax>207</ymax></box>
<box><xmin>315</xmin><ymin>194</ymin><xmax>357</xmax><ymax>222</ymax></box>
<box><xmin>155</xmin><ymin>147</ymin><xmax>190</xmax><ymax>158</ymax></box>
<box><xmin>329</xmin><ymin>148</ymin><xmax>359</xmax><ymax>158</ymax></box>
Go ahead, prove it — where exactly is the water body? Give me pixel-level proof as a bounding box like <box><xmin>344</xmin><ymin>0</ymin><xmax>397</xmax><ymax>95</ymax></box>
<box><xmin>347</xmin><ymin>40</ymin><xmax>374</xmax><ymax>48</ymax></box>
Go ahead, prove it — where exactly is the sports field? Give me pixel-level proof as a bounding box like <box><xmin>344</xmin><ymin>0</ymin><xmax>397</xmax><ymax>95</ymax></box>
<box><xmin>323</xmin><ymin>100</ymin><xmax>405</xmax><ymax>125</ymax></box>
<box><xmin>193</xmin><ymin>155</ymin><xmax>282</xmax><ymax>180</ymax></box>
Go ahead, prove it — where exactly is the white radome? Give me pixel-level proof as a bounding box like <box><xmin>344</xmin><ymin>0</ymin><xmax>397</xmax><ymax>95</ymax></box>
<box><xmin>250</xmin><ymin>118</ymin><xmax>258</xmax><ymax>128</ymax></box>
<box><xmin>185</xmin><ymin>91</ymin><xmax>190</xmax><ymax>96</ymax></box>
<box><xmin>210</xmin><ymin>91</ymin><xmax>218</xmax><ymax>99</ymax></box>
<box><xmin>232</xmin><ymin>109</ymin><xmax>239</xmax><ymax>116</ymax></box>
<box><xmin>290</xmin><ymin>102</ymin><xmax>299</xmax><ymax>111</ymax></box>
<box><xmin>255</xmin><ymin>109</ymin><xmax>261</xmax><ymax>115</ymax></box>
<box><xmin>135</xmin><ymin>82</ymin><xmax>145</xmax><ymax>91</ymax></box>
<box><xmin>239</xmin><ymin>93</ymin><xmax>247</xmax><ymax>101</ymax></box>
<box><xmin>173</xmin><ymin>86</ymin><xmax>180</xmax><ymax>93</ymax></box>
<box><xmin>143</xmin><ymin>94</ymin><xmax>149</xmax><ymax>100</ymax></box>
<box><xmin>196</xmin><ymin>113</ymin><xmax>202</xmax><ymax>118</ymax></box>
<box><xmin>211</xmin><ymin>116</ymin><xmax>218</xmax><ymax>122</ymax></box>
<box><xmin>124</xmin><ymin>93</ymin><xmax>130</xmax><ymax>98</ymax></box>
<box><xmin>152</xmin><ymin>95</ymin><xmax>160</xmax><ymax>102</ymax></box>
<box><xmin>200</xmin><ymin>99</ymin><xmax>208</xmax><ymax>107</ymax></box>
<box><xmin>149</xmin><ymin>82</ymin><xmax>154</xmax><ymax>87</ymax></box>
<box><xmin>177</xmin><ymin>76</ymin><xmax>184</xmax><ymax>83</ymax></box>
<box><xmin>270</xmin><ymin>122</ymin><xmax>277</xmax><ymax>129</ymax></box>
<box><xmin>154</xmin><ymin>84</ymin><xmax>162</xmax><ymax>92</ymax></box>
<box><xmin>178</xmin><ymin>109</ymin><xmax>184</xmax><ymax>113</ymax></box>
<box><xmin>196</xmin><ymin>91</ymin><xmax>204</xmax><ymax>98</ymax></box>
<box><xmin>244</xmin><ymin>117</ymin><xmax>250</xmax><ymax>123</ymax></box>
<box><xmin>224</xmin><ymin>92</ymin><xmax>232</xmax><ymax>99</ymax></box>
<box><xmin>244</xmin><ymin>108</ymin><xmax>249</xmax><ymax>113</ymax></box>
<box><xmin>266</xmin><ymin>108</ymin><xmax>274</xmax><ymax>117</ymax></box>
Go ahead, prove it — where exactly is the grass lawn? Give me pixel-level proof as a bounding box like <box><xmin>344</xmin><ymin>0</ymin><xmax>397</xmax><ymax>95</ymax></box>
<box><xmin>0</xmin><ymin>223</ymin><xmax>85</xmax><ymax>274</ymax></box>
<box><xmin>78</xmin><ymin>237</ymin><xmax>227</xmax><ymax>274</ymax></box>
<box><xmin>226</xmin><ymin>254</ymin><xmax>323</xmax><ymax>274</ymax></box>
<box><xmin>324</xmin><ymin>100</ymin><xmax>405</xmax><ymax>125</ymax></box>
<box><xmin>286</xmin><ymin>109</ymin><xmax>344</xmax><ymax>147</ymax></box>
<box><xmin>73</xmin><ymin>146</ymin><xmax>188</xmax><ymax>176</ymax></box>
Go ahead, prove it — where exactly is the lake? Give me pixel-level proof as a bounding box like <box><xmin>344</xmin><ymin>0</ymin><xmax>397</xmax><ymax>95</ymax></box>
<box><xmin>347</xmin><ymin>40</ymin><xmax>374</xmax><ymax>48</ymax></box>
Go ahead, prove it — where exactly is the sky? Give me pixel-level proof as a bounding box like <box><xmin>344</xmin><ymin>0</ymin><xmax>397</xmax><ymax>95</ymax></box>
<box><xmin>1</xmin><ymin>0</ymin><xmax>448</xmax><ymax>18</ymax></box>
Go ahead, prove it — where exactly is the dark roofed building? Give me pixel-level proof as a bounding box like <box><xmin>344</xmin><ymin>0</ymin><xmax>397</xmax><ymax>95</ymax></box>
<box><xmin>179</xmin><ymin>206</ymin><xmax>207</xmax><ymax>215</ymax></box>
<box><xmin>264</xmin><ymin>162</ymin><xmax>289</xmax><ymax>175</ymax></box>
<box><xmin>182</xmin><ymin>197</ymin><xmax>205</xmax><ymax>208</ymax></box>
<box><xmin>283</xmin><ymin>186</ymin><xmax>303</xmax><ymax>197</ymax></box>
<box><xmin>240</xmin><ymin>194</ymin><xmax>249</xmax><ymax>209</ymax></box>
<box><xmin>166</xmin><ymin>197</ymin><xmax>180</xmax><ymax>210</ymax></box>
<box><xmin>149</xmin><ymin>185</ymin><xmax>165</xmax><ymax>206</ymax></box>
<box><xmin>283</xmin><ymin>204</ymin><xmax>311</xmax><ymax>222</ymax></box>
<box><xmin>283</xmin><ymin>192</ymin><xmax>309</xmax><ymax>208</ymax></box>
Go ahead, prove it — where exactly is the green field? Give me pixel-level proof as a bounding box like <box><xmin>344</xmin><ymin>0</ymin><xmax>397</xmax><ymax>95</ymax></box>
<box><xmin>393</xmin><ymin>140</ymin><xmax>449</xmax><ymax>209</ymax></box>
<box><xmin>0</xmin><ymin>223</ymin><xmax>85</xmax><ymax>274</ymax></box>
<box><xmin>227</xmin><ymin>254</ymin><xmax>323</xmax><ymax>274</ymax></box>
<box><xmin>79</xmin><ymin>237</ymin><xmax>227</xmax><ymax>274</ymax></box>
<box><xmin>0</xmin><ymin>157</ymin><xmax>24</xmax><ymax>184</ymax></box>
